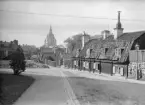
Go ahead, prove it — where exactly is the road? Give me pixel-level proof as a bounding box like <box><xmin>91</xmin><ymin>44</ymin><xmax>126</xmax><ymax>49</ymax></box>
<box><xmin>12</xmin><ymin>67</ymin><xmax>79</xmax><ymax>105</ymax></box>
<box><xmin>2</xmin><ymin>67</ymin><xmax>145</xmax><ymax>105</ymax></box>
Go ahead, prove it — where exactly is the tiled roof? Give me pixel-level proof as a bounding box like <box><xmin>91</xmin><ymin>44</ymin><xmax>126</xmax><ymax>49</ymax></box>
<box><xmin>105</xmin><ymin>35</ymin><xmax>114</xmax><ymax>41</ymax></box>
<box><xmin>105</xmin><ymin>48</ymin><xmax>115</xmax><ymax>59</ymax></box>
<box><xmin>117</xmin><ymin>31</ymin><xmax>145</xmax><ymax>41</ymax></box>
<box><xmin>79</xmin><ymin>30</ymin><xmax>145</xmax><ymax>63</ymax></box>
<box><xmin>80</xmin><ymin>38</ymin><xmax>102</xmax><ymax>57</ymax></box>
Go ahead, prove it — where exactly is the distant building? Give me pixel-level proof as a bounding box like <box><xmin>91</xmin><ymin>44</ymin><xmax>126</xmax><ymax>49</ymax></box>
<box><xmin>0</xmin><ymin>40</ymin><xmax>19</xmax><ymax>59</ymax></box>
<box><xmin>39</xmin><ymin>26</ymin><xmax>65</xmax><ymax>66</ymax></box>
<box><xmin>44</xmin><ymin>26</ymin><xmax>57</xmax><ymax>48</ymax></box>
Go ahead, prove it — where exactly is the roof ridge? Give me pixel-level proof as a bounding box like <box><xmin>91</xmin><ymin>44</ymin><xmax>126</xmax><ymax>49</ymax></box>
<box><xmin>123</xmin><ymin>30</ymin><xmax>145</xmax><ymax>34</ymax></box>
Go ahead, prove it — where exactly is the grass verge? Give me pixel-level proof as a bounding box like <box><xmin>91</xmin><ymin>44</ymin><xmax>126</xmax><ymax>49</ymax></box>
<box><xmin>0</xmin><ymin>72</ymin><xmax>35</xmax><ymax>105</ymax></box>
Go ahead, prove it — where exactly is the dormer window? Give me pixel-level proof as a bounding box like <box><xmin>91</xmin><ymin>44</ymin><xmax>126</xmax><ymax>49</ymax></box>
<box><xmin>115</xmin><ymin>48</ymin><xmax>124</xmax><ymax>58</ymax></box>
<box><xmin>115</xmin><ymin>48</ymin><xmax>119</xmax><ymax>57</ymax></box>
<box><xmin>76</xmin><ymin>49</ymin><xmax>81</xmax><ymax>57</ymax></box>
<box><xmin>105</xmin><ymin>48</ymin><xmax>109</xmax><ymax>54</ymax></box>
<box><xmin>121</xmin><ymin>48</ymin><xmax>124</xmax><ymax>54</ymax></box>
<box><xmin>86</xmin><ymin>48</ymin><xmax>93</xmax><ymax>58</ymax></box>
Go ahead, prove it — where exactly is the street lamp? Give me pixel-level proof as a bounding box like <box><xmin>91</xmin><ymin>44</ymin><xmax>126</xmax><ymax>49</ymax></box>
<box><xmin>135</xmin><ymin>43</ymin><xmax>139</xmax><ymax>80</ymax></box>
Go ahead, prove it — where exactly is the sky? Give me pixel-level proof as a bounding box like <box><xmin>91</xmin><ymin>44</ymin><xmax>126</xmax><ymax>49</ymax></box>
<box><xmin>0</xmin><ymin>0</ymin><xmax>145</xmax><ymax>47</ymax></box>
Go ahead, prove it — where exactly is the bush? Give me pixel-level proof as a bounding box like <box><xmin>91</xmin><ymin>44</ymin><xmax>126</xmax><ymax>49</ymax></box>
<box><xmin>9</xmin><ymin>47</ymin><xmax>26</xmax><ymax>75</ymax></box>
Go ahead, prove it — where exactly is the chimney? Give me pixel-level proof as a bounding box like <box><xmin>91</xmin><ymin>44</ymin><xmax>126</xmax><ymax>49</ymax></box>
<box><xmin>82</xmin><ymin>31</ymin><xmax>90</xmax><ymax>49</ymax></box>
<box><xmin>114</xmin><ymin>11</ymin><xmax>124</xmax><ymax>39</ymax></box>
<box><xmin>102</xmin><ymin>30</ymin><xmax>111</xmax><ymax>39</ymax></box>
<box><xmin>64</xmin><ymin>42</ymin><xmax>68</xmax><ymax>53</ymax></box>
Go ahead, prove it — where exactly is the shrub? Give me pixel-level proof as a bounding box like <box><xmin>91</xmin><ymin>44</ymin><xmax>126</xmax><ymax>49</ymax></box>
<box><xmin>9</xmin><ymin>46</ymin><xmax>26</xmax><ymax>75</ymax></box>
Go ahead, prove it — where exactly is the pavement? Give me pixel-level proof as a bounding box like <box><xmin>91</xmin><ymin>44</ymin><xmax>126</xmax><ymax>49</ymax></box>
<box><xmin>61</xmin><ymin>67</ymin><xmax>145</xmax><ymax>85</ymax></box>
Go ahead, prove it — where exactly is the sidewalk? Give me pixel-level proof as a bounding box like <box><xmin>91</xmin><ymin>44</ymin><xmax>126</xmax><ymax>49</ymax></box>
<box><xmin>62</xmin><ymin>67</ymin><xmax>145</xmax><ymax>85</ymax></box>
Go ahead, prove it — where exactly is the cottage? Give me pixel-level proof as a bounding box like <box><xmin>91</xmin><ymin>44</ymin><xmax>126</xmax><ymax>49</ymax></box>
<box><xmin>72</xmin><ymin>11</ymin><xmax>145</xmax><ymax>79</ymax></box>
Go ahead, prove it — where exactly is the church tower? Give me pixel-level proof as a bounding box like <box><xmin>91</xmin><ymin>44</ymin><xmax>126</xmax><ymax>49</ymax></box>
<box><xmin>44</xmin><ymin>26</ymin><xmax>57</xmax><ymax>47</ymax></box>
<box><xmin>114</xmin><ymin>11</ymin><xmax>124</xmax><ymax>39</ymax></box>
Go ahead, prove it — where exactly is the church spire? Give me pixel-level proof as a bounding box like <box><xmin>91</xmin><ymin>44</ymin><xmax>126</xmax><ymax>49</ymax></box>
<box><xmin>44</xmin><ymin>25</ymin><xmax>57</xmax><ymax>47</ymax></box>
<box><xmin>49</xmin><ymin>25</ymin><xmax>53</xmax><ymax>34</ymax></box>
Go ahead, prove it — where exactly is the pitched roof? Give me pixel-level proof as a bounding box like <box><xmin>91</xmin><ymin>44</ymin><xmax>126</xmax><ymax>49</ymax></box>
<box><xmin>105</xmin><ymin>35</ymin><xmax>114</xmax><ymax>41</ymax></box>
<box><xmin>78</xmin><ymin>30</ymin><xmax>145</xmax><ymax>63</ymax></box>
<box><xmin>117</xmin><ymin>31</ymin><xmax>145</xmax><ymax>41</ymax></box>
<box><xmin>80</xmin><ymin>38</ymin><xmax>102</xmax><ymax>57</ymax></box>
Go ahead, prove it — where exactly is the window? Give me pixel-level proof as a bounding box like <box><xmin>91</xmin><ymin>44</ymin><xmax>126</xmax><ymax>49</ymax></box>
<box><xmin>76</xmin><ymin>49</ymin><xmax>80</xmax><ymax>57</ymax></box>
<box><xmin>115</xmin><ymin>48</ymin><xmax>118</xmax><ymax>56</ymax></box>
<box><xmin>86</xmin><ymin>48</ymin><xmax>93</xmax><ymax>57</ymax></box>
<box><xmin>101</xmin><ymin>48</ymin><xmax>105</xmax><ymax>55</ymax></box>
<box><xmin>105</xmin><ymin>48</ymin><xmax>108</xmax><ymax>54</ymax></box>
<box><xmin>121</xmin><ymin>48</ymin><xmax>124</xmax><ymax>54</ymax></box>
<box><xmin>115</xmin><ymin>48</ymin><xmax>122</xmax><ymax>58</ymax></box>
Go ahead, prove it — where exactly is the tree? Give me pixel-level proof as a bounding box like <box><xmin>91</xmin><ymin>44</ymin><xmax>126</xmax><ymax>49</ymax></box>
<box><xmin>64</xmin><ymin>34</ymin><xmax>82</xmax><ymax>55</ymax></box>
<box><xmin>9</xmin><ymin>46</ymin><xmax>26</xmax><ymax>75</ymax></box>
<box><xmin>21</xmin><ymin>44</ymin><xmax>39</xmax><ymax>60</ymax></box>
